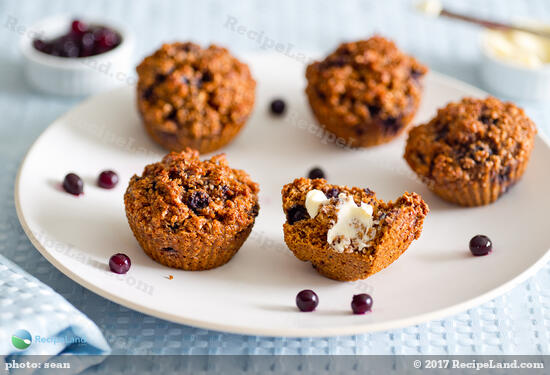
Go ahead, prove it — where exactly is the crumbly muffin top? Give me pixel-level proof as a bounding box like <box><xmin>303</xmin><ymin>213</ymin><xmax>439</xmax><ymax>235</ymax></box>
<box><xmin>282</xmin><ymin>178</ymin><xmax>378</xmax><ymax>219</ymax></box>
<box><xmin>305</xmin><ymin>35</ymin><xmax>427</xmax><ymax>122</ymax></box>
<box><xmin>136</xmin><ymin>42</ymin><xmax>256</xmax><ymax>139</ymax></box>
<box><xmin>125</xmin><ymin>149</ymin><xmax>259</xmax><ymax>236</ymax></box>
<box><xmin>405</xmin><ymin>97</ymin><xmax>537</xmax><ymax>184</ymax></box>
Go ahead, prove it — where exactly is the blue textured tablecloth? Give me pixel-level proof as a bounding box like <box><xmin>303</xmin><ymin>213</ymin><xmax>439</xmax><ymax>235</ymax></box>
<box><xmin>1</xmin><ymin>0</ymin><xmax>549</xmax><ymax>355</ymax></box>
<box><xmin>0</xmin><ymin>256</ymin><xmax>110</xmax><ymax>360</ymax></box>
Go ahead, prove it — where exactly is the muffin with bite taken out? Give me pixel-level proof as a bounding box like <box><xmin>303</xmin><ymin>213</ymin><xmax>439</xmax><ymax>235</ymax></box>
<box><xmin>281</xmin><ymin>178</ymin><xmax>429</xmax><ymax>281</ymax></box>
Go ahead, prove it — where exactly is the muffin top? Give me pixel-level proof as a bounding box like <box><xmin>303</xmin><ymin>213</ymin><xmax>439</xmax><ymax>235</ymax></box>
<box><xmin>282</xmin><ymin>178</ymin><xmax>378</xmax><ymax>220</ymax></box>
<box><xmin>136</xmin><ymin>42</ymin><xmax>256</xmax><ymax>139</ymax></box>
<box><xmin>124</xmin><ymin>149</ymin><xmax>259</xmax><ymax>236</ymax></box>
<box><xmin>405</xmin><ymin>97</ymin><xmax>537</xmax><ymax>184</ymax></box>
<box><xmin>305</xmin><ymin>35</ymin><xmax>427</xmax><ymax>122</ymax></box>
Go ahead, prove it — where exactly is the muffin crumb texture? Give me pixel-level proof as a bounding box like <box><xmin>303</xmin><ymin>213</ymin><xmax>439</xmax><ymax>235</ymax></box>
<box><xmin>405</xmin><ymin>97</ymin><xmax>537</xmax><ymax>206</ymax></box>
<box><xmin>282</xmin><ymin>178</ymin><xmax>429</xmax><ymax>281</ymax></box>
<box><xmin>124</xmin><ymin>149</ymin><xmax>259</xmax><ymax>270</ymax></box>
<box><xmin>136</xmin><ymin>42</ymin><xmax>256</xmax><ymax>153</ymax></box>
<box><xmin>305</xmin><ymin>35</ymin><xmax>428</xmax><ymax>147</ymax></box>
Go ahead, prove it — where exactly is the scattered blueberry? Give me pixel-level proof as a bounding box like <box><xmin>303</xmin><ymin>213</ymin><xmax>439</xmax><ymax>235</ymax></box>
<box><xmin>469</xmin><ymin>235</ymin><xmax>492</xmax><ymax>256</ymax></box>
<box><xmin>287</xmin><ymin>205</ymin><xmax>309</xmax><ymax>224</ymax></box>
<box><xmin>98</xmin><ymin>170</ymin><xmax>119</xmax><ymax>189</ymax></box>
<box><xmin>296</xmin><ymin>289</ymin><xmax>319</xmax><ymax>312</ymax></box>
<box><xmin>62</xmin><ymin>173</ymin><xmax>83</xmax><ymax>195</ymax></box>
<box><xmin>187</xmin><ymin>191</ymin><xmax>210</xmax><ymax>213</ymax></box>
<box><xmin>109</xmin><ymin>253</ymin><xmax>131</xmax><ymax>274</ymax></box>
<box><xmin>270</xmin><ymin>98</ymin><xmax>286</xmax><ymax>116</ymax></box>
<box><xmin>308</xmin><ymin>167</ymin><xmax>325</xmax><ymax>180</ymax></box>
<box><xmin>351</xmin><ymin>294</ymin><xmax>373</xmax><ymax>314</ymax></box>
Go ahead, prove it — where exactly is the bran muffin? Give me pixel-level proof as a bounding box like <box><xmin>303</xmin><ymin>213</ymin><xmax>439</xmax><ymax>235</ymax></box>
<box><xmin>404</xmin><ymin>97</ymin><xmax>537</xmax><ymax>206</ymax></box>
<box><xmin>124</xmin><ymin>149</ymin><xmax>259</xmax><ymax>270</ymax></box>
<box><xmin>305</xmin><ymin>36</ymin><xmax>428</xmax><ymax>148</ymax></box>
<box><xmin>136</xmin><ymin>42</ymin><xmax>256</xmax><ymax>153</ymax></box>
<box><xmin>282</xmin><ymin>178</ymin><xmax>429</xmax><ymax>281</ymax></box>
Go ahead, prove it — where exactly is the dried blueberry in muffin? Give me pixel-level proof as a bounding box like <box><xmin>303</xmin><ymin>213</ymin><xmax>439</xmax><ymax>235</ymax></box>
<box><xmin>404</xmin><ymin>97</ymin><xmax>537</xmax><ymax>206</ymax></box>
<box><xmin>281</xmin><ymin>178</ymin><xmax>428</xmax><ymax>281</ymax></box>
<box><xmin>136</xmin><ymin>42</ymin><xmax>256</xmax><ymax>153</ymax></box>
<box><xmin>124</xmin><ymin>148</ymin><xmax>260</xmax><ymax>270</ymax></box>
<box><xmin>305</xmin><ymin>35</ymin><xmax>427</xmax><ymax>148</ymax></box>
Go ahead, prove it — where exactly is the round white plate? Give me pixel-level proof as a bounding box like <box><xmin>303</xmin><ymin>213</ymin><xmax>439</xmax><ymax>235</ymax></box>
<box><xmin>15</xmin><ymin>55</ymin><xmax>550</xmax><ymax>337</ymax></box>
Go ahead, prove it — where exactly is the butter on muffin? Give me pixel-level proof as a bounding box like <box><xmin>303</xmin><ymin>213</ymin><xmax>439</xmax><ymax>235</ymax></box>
<box><xmin>404</xmin><ymin>97</ymin><xmax>537</xmax><ymax>206</ymax></box>
<box><xmin>136</xmin><ymin>42</ymin><xmax>256</xmax><ymax>153</ymax></box>
<box><xmin>124</xmin><ymin>149</ymin><xmax>259</xmax><ymax>270</ymax></box>
<box><xmin>305</xmin><ymin>36</ymin><xmax>427</xmax><ymax>148</ymax></box>
<box><xmin>281</xmin><ymin>178</ymin><xmax>428</xmax><ymax>281</ymax></box>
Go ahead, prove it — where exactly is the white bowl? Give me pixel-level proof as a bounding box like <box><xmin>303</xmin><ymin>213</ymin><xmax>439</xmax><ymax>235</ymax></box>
<box><xmin>480</xmin><ymin>30</ymin><xmax>550</xmax><ymax>101</ymax></box>
<box><xmin>20</xmin><ymin>15</ymin><xmax>135</xmax><ymax>96</ymax></box>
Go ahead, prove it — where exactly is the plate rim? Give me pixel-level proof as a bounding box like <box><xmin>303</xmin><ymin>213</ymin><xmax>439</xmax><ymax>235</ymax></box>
<box><xmin>14</xmin><ymin>68</ymin><xmax>550</xmax><ymax>337</ymax></box>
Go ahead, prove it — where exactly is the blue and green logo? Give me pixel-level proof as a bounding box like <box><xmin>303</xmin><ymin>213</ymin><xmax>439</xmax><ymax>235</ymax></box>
<box><xmin>11</xmin><ymin>329</ymin><xmax>32</xmax><ymax>350</ymax></box>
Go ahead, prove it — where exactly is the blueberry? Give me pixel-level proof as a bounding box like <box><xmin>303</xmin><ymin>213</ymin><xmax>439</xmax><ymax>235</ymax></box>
<box><xmin>296</xmin><ymin>289</ymin><xmax>318</xmax><ymax>312</ymax></box>
<box><xmin>410</xmin><ymin>69</ymin><xmax>424</xmax><ymax>80</ymax></box>
<box><xmin>32</xmin><ymin>19</ymin><xmax>120</xmax><ymax>58</ymax></box>
<box><xmin>469</xmin><ymin>235</ymin><xmax>492</xmax><ymax>256</ymax></box>
<box><xmin>201</xmin><ymin>71</ymin><xmax>213</xmax><ymax>83</ymax></box>
<box><xmin>364</xmin><ymin>188</ymin><xmax>374</xmax><ymax>196</ymax></box>
<box><xmin>325</xmin><ymin>188</ymin><xmax>339</xmax><ymax>198</ymax></box>
<box><xmin>351</xmin><ymin>294</ymin><xmax>373</xmax><ymax>314</ymax></box>
<box><xmin>308</xmin><ymin>167</ymin><xmax>325</xmax><ymax>180</ymax></box>
<box><xmin>109</xmin><ymin>253</ymin><xmax>131</xmax><ymax>274</ymax></box>
<box><xmin>98</xmin><ymin>170</ymin><xmax>119</xmax><ymax>189</ymax></box>
<box><xmin>287</xmin><ymin>205</ymin><xmax>308</xmax><ymax>224</ymax></box>
<box><xmin>187</xmin><ymin>191</ymin><xmax>210</xmax><ymax>213</ymax></box>
<box><xmin>142</xmin><ymin>87</ymin><xmax>154</xmax><ymax>100</ymax></box>
<box><xmin>381</xmin><ymin>116</ymin><xmax>401</xmax><ymax>134</ymax></box>
<box><xmin>62</xmin><ymin>173</ymin><xmax>83</xmax><ymax>195</ymax></box>
<box><xmin>95</xmin><ymin>28</ymin><xmax>118</xmax><ymax>48</ymax></box>
<box><xmin>367</xmin><ymin>105</ymin><xmax>381</xmax><ymax>116</ymax></box>
<box><xmin>33</xmin><ymin>39</ymin><xmax>49</xmax><ymax>53</ymax></box>
<box><xmin>270</xmin><ymin>99</ymin><xmax>286</xmax><ymax>116</ymax></box>
<box><xmin>71</xmin><ymin>20</ymin><xmax>88</xmax><ymax>35</ymax></box>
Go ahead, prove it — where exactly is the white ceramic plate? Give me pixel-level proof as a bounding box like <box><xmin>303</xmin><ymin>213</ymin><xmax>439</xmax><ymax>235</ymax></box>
<box><xmin>15</xmin><ymin>55</ymin><xmax>550</xmax><ymax>337</ymax></box>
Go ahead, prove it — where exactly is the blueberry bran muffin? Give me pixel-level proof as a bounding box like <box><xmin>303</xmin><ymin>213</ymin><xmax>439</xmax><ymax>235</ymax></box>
<box><xmin>305</xmin><ymin>36</ymin><xmax>428</xmax><ymax>148</ymax></box>
<box><xmin>124</xmin><ymin>149</ymin><xmax>259</xmax><ymax>270</ymax></box>
<box><xmin>282</xmin><ymin>178</ymin><xmax>429</xmax><ymax>281</ymax></box>
<box><xmin>404</xmin><ymin>97</ymin><xmax>537</xmax><ymax>206</ymax></box>
<box><xmin>136</xmin><ymin>42</ymin><xmax>256</xmax><ymax>153</ymax></box>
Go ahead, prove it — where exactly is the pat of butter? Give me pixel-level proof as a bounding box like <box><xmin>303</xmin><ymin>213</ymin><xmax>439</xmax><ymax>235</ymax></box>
<box><xmin>305</xmin><ymin>189</ymin><xmax>329</xmax><ymax>217</ymax></box>
<box><xmin>305</xmin><ymin>189</ymin><xmax>375</xmax><ymax>253</ymax></box>
<box><xmin>327</xmin><ymin>195</ymin><xmax>374</xmax><ymax>253</ymax></box>
<box><xmin>416</xmin><ymin>0</ymin><xmax>442</xmax><ymax>17</ymax></box>
<box><xmin>486</xmin><ymin>24</ymin><xmax>550</xmax><ymax>68</ymax></box>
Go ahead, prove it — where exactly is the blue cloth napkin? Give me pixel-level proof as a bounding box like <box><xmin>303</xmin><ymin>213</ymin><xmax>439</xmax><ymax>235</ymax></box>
<box><xmin>0</xmin><ymin>254</ymin><xmax>110</xmax><ymax>358</ymax></box>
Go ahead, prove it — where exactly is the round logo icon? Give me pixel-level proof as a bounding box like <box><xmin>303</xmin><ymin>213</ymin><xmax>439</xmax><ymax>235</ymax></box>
<box><xmin>11</xmin><ymin>329</ymin><xmax>32</xmax><ymax>350</ymax></box>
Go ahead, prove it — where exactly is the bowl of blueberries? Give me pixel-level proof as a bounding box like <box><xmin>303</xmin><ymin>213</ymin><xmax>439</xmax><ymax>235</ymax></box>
<box><xmin>20</xmin><ymin>15</ymin><xmax>134</xmax><ymax>96</ymax></box>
